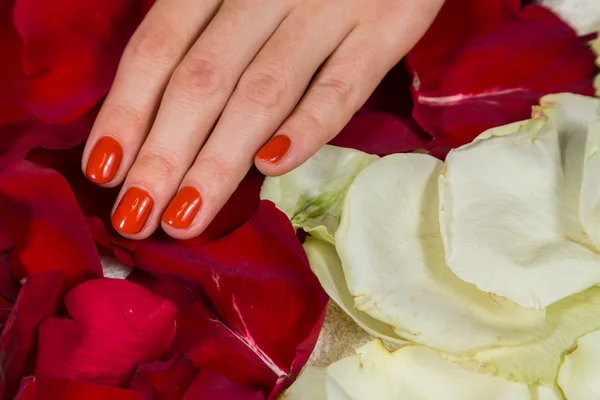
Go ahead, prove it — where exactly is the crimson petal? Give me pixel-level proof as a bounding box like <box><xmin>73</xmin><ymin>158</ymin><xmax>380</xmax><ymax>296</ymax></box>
<box><xmin>181</xmin><ymin>369</ymin><xmax>264</xmax><ymax>400</ymax></box>
<box><xmin>15</xmin><ymin>377</ymin><xmax>150</xmax><ymax>400</ymax></box>
<box><xmin>0</xmin><ymin>270</ymin><xmax>63</xmax><ymax>399</ymax></box>
<box><xmin>130</xmin><ymin>356</ymin><xmax>197</xmax><ymax>400</ymax></box>
<box><xmin>406</xmin><ymin>0</ymin><xmax>598</xmax><ymax>156</ymax></box>
<box><xmin>0</xmin><ymin>160</ymin><xmax>102</xmax><ymax>288</ymax></box>
<box><xmin>13</xmin><ymin>0</ymin><xmax>153</xmax><ymax>123</ymax></box>
<box><xmin>34</xmin><ymin>279</ymin><xmax>177</xmax><ymax>387</ymax></box>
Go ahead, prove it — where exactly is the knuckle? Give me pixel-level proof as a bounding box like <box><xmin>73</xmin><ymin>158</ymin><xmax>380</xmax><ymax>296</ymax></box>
<box><xmin>198</xmin><ymin>153</ymin><xmax>235</xmax><ymax>182</ymax></box>
<box><xmin>101</xmin><ymin>102</ymin><xmax>145</xmax><ymax>132</ymax></box>
<box><xmin>314</xmin><ymin>75</ymin><xmax>355</xmax><ymax>108</ymax></box>
<box><xmin>127</xmin><ymin>23</ymin><xmax>181</xmax><ymax>64</ymax></box>
<box><xmin>172</xmin><ymin>56</ymin><xmax>229</xmax><ymax>96</ymax></box>
<box><xmin>299</xmin><ymin>111</ymin><xmax>329</xmax><ymax>139</ymax></box>
<box><xmin>237</xmin><ymin>69</ymin><xmax>287</xmax><ymax>110</ymax></box>
<box><xmin>134</xmin><ymin>149</ymin><xmax>179</xmax><ymax>179</ymax></box>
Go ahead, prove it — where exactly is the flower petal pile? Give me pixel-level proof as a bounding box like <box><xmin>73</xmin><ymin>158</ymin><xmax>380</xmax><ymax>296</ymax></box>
<box><xmin>270</xmin><ymin>93</ymin><xmax>600</xmax><ymax>398</ymax></box>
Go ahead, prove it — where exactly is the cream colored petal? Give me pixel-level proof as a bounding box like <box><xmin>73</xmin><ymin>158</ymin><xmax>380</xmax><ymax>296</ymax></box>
<box><xmin>325</xmin><ymin>340</ymin><xmax>531</xmax><ymax>400</ymax></box>
<box><xmin>440</xmin><ymin>93</ymin><xmax>600</xmax><ymax>309</ymax></box>
<box><xmin>456</xmin><ymin>286</ymin><xmax>600</xmax><ymax>385</ymax></box>
<box><xmin>335</xmin><ymin>154</ymin><xmax>544</xmax><ymax>354</ymax></box>
<box><xmin>558</xmin><ymin>330</ymin><xmax>600</xmax><ymax>400</ymax></box>
<box><xmin>303</xmin><ymin>237</ymin><xmax>407</xmax><ymax>345</ymax></box>
<box><xmin>282</xmin><ymin>366</ymin><xmax>328</xmax><ymax>400</ymax></box>
<box><xmin>528</xmin><ymin>385</ymin><xmax>563</xmax><ymax>400</ymax></box>
<box><xmin>260</xmin><ymin>145</ymin><xmax>378</xmax><ymax>243</ymax></box>
<box><xmin>580</xmin><ymin>119</ymin><xmax>600</xmax><ymax>250</ymax></box>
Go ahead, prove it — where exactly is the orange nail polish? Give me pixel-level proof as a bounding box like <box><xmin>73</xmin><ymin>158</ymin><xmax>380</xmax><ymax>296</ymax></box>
<box><xmin>162</xmin><ymin>186</ymin><xmax>203</xmax><ymax>229</ymax></box>
<box><xmin>112</xmin><ymin>187</ymin><xmax>154</xmax><ymax>234</ymax></box>
<box><xmin>86</xmin><ymin>136</ymin><xmax>123</xmax><ymax>184</ymax></box>
<box><xmin>257</xmin><ymin>135</ymin><xmax>291</xmax><ymax>163</ymax></box>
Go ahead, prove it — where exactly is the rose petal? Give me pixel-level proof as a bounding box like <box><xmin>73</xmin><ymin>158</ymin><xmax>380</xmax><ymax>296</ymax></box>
<box><xmin>0</xmin><ymin>159</ymin><xmax>102</xmax><ymax>288</ymax></box>
<box><xmin>15</xmin><ymin>377</ymin><xmax>150</xmax><ymax>400</ymax></box>
<box><xmin>0</xmin><ymin>270</ymin><xmax>63</xmax><ymax>399</ymax></box>
<box><xmin>130</xmin><ymin>356</ymin><xmax>197</xmax><ymax>400</ymax></box>
<box><xmin>0</xmin><ymin>0</ymin><xmax>28</xmax><ymax>125</ymax></box>
<box><xmin>13</xmin><ymin>0</ymin><xmax>153</xmax><ymax>123</ymax></box>
<box><xmin>440</xmin><ymin>94</ymin><xmax>600</xmax><ymax>308</ymax></box>
<box><xmin>181</xmin><ymin>369</ymin><xmax>264</xmax><ymax>400</ymax></box>
<box><xmin>35</xmin><ymin>279</ymin><xmax>177</xmax><ymax>387</ymax></box>
<box><xmin>335</xmin><ymin>153</ymin><xmax>544</xmax><ymax>353</ymax></box>
<box><xmin>330</xmin><ymin>111</ymin><xmax>426</xmax><ymax>155</ymax></box>
<box><xmin>406</xmin><ymin>0</ymin><xmax>598</xmax><ymax>156</ymax></box>
<box><xmin>557</xmin><ymin>330</ymin><xmax>600</xmax><ymax>400</ymax></box>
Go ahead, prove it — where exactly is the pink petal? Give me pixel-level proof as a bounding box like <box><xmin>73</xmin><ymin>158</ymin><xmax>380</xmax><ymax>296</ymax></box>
<box><xmin>15</xmin><ymin>377</ymin><xmax>150</xmax><ymax>400</ymax></box>
<box><xmin>13</xmin><ymin>0</ymin><xmax>153</xmax><ymax>123</ymax></box>
<box><xmin>34</xmin><ymin>279</ymin><xmax>177</xmax><ymax>387</ymax></box>
<box><xmin>0</xmin><ymin>160</ymin><xmax>102</xmax><ymax>288</ymax></box>
<box><xmin>405</xmin><ymin>0</ymin><xmax>598</xmax><ymax>156</ymax></box>
<box><xmin>0</xmin><ymin>270</ymin><xmax>63</xmax><ymax>399</ymax></box>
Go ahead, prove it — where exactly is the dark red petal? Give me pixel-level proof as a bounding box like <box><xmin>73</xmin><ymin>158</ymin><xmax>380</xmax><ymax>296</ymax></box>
<box><xmin>0</xmin><ymin>160</ymin><xmax>102</xmax><ymax>288</ymax></box>
<box><xmin>330</xmin><ymin>111</ymin><xmax>426</xmax><ymax>155</ymax></box>
<box><xmin>406</xmin><ymin>0</ymin><xmax>598</xmax><ymax>156</ymax></box>
<box><xmin>0</xmin><ymin>270</ymin><xmax>63</xmax><ymax>399</ymax></box>
<box><xmin>13</xmin><ymin>0</ymin><xmax>153</xmax><ymax>123</ymax></box>
<box><xmin>15</xmin><ymin>377</ymin><xmax>150</xmax><ymax>400</ymax></box>
<box><xmin>130</xmin><ymin>356</ymin><xmax>197</xmax><ymax>400</ymax></box>
<box><xmin>35</xmin><ymin>279</ymin><xmax>177</xmax><ymax>387</ymax></box>
<box><xmin>136</xmin><ymin>202</ymin><xmax>327</xmax><ymax>395</ymax></box>
<box><xmin>181</xmin><ymin>369</ymin><xmax>264</xmax><ymax>400</ymax></box>
<box><xmin>0</xmin><ymin>0</ymin><xmax>28</xmax><ymax>125</ymax></box>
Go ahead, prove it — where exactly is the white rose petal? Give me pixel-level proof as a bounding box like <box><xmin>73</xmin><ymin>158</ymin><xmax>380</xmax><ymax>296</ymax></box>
<box><xmin>282</xmin><ymin>366</ymin><xmax>328</xmax><ymax>400</ymax></box>
<box><xmin>335</xmin><ymin>154</ymin><xmax>544</xmax><ymax>353</ymax></box>
<box><xmin>303</xmin><ymin>237</ymin><xmax>407</xmax><ymax>344</ymax></box>
<box><xmin>440</xmin><ymin>93</ymin><xmax>600</xmax><ymax>309</ymax></box>
<box><xmin>325</xmin><ymin>340</ymin><xmax>531</xmax><ymax>400</ymax></box>
<box><xmin>558</xmin><ymin>330</ymin><xmax>600</xmax><ymax>400</ymax></box>
<box><xmin>260</xmin><ymin>145</ymin><xmax>378</xmax><ymax>243</ymax></box>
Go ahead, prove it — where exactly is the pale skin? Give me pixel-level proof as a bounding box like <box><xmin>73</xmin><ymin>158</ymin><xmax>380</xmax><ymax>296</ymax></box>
<box><xmin>82</xmin><ymin>0</ymin><xmax>445</xmax><ymax>240</ymax></box>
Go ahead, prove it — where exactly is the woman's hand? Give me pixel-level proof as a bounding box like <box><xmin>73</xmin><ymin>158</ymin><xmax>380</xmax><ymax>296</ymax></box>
<box><xmin>82</xmin><ymin>0</ymin><xmax>444</xmax><ymax>239</ymax></box>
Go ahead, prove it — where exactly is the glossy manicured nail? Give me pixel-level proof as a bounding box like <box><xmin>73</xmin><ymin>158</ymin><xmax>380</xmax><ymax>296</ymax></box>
<box><xmin>112</xmin><ymin>187</ymin><xmax>154</xmax><ymax>234</ymax></box>
<box><xmin>257</xmin><ymin>135</ymin><xmax>291</xmax><ymax>163</ymax></box>
<box><xmin>162</xmin><ymin>186</ymin><xmax>202</xmax><ymax>229</ymax></box>
<box><xmin>86</xmin><ymin>136</ymin><xmax>123</xmax><ymax>184</ymax></box>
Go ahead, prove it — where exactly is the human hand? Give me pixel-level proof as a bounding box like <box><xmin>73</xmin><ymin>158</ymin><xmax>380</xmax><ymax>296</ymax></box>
<box><xmin>82</xmin><ymin>0</ymin><xmax>444</xmax><ymax>239</ymax></box>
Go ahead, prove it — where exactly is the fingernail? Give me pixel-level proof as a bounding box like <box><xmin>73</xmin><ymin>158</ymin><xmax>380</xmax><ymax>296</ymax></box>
<box><xmin>162</xmin><ymin>186</ymin><xmax>202</xmax><ymax>230</ymax></box>
<box><xmin>86</xmin><ymin>136</ymin><xmax>123</xmax><ymax>184</ymax></box>
<box><xmin>257</xmin><ymin>135</ymin><xmax>291</xmax><ymax>163</ymax></box>
<box><xmin>112</xmin><ymin>187</ymin><xmax>154</xmax><ymax>234</ymax></box>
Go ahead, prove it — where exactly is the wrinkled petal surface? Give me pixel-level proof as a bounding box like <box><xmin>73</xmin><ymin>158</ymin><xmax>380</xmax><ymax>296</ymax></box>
<box><xmin>558</xmin><ymin>330</ymin><xmax>600</xmax><ymax>400</ymax></box>
<box><xmin>406</xmin><ymin>0</ymin><xmax>598</xmax><ymax>155</ymax></box>
<box><xmin>261</xmin><ymin>145</ymin><xmax>378</xmax><ymax>243</ymax></box>
<box><xmin>35</xmin><ymin>279</ymin><xmax>177</xmax><ymax>387</ymax></box>
<box><xmin>325</xmin><ymin>340</ymin><xmax>531</xmax><ymax>400</ymax></box>
<box><xmin>335</xmin><ymin>153</ymin><xmax>544</xmax><ymax>353</ymax></box>
<box><xmin>440</xmin><ymin>94</ymin><xmax>600</xmax><ymax>308</ymax></box>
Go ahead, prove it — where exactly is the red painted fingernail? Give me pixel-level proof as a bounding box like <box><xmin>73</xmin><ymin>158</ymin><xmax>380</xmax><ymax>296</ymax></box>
<box><xmin>162</xmin><ymin>186</ymin><xmax>202</xmax><ymax>230</ymax></box>
<box><xmin>257</xmin><ymin>135</ymin><xmax>291</xmax><ymax>163</ymax></box>
<box><xmin>86</xmin><ymin>136</ymin><xmax>123</xmax><ymax>184</ymax></box>
<box><xmin>112</xmin><ymin>187</ymin><xmax>154</xmax><ymax>234</ymax></box>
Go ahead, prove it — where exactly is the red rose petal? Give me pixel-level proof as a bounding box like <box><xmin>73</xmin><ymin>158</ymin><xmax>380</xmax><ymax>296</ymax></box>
<box><xmin>34</xmin><ymin>279</ymin><xmax>177</xmax><ymax>387</ymax></box>
<box><xmin>406</xmin><ymin>0</ymin><xmax>598</xmax><ymax>156</ymax></box>
<box><xmin>13</xmin><ymin>0</ymin><xmax>153</xmax><ymax>123</ymax></box>
<box><xmin>130</xmin><ymin>356</ymin><xmax>197</xmax><ymax>400</ymax></box>
<box><xmin>330</xmin><ymin>110</ymin><xmax>427</xmax><ymax>155</ymax></box>
<box><xmin>182</xmin><ymin>369</ymin><xmax>264</xmax><ymax>400</ymax></box>
<box><xmin>0</xmin><ymin>0</ymin><xmax>28</xmax><ymax>125</ymax></box>
<box><xmin>135</xmin><ymin>202</ymin><xmax>327</xmax><ymax>395</ymax></box>
<box><xmin>15</xmin><ymin>377</ymin><xmax>150</xmax><ymax>400</ymax></box>
<box><xmin>0</xmin><ymin>270</ymin><xmax>63</xmax><ymax>399</ymax></box>
<box><xmin>0</xmin><ymin>160</ymin><xmax>102</xmax><ymax>288</ymax></box>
